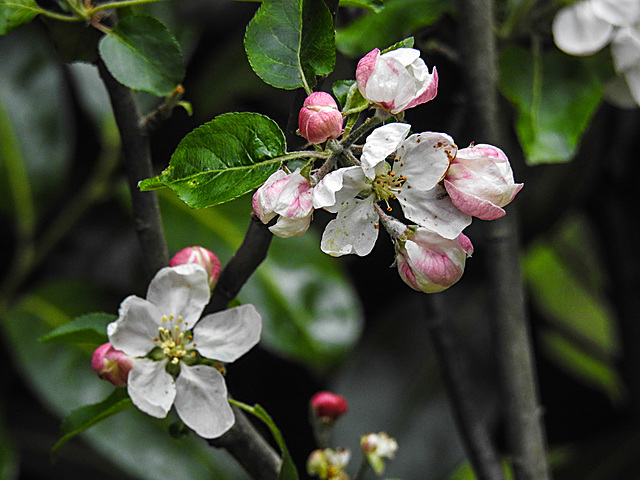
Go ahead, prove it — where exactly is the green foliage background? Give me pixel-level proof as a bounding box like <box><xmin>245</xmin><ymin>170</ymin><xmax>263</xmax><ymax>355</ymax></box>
<box><xmin>1</xmin><ymin>0</ymin><xmax>640</xmax><ymax>478</ymax></box>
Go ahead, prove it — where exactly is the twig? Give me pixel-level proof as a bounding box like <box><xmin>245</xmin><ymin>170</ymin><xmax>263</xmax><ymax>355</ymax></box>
<box><xmin>205</xmin><ymin>213</ymin><xmax>275</xmax><ymax>314</ymax></box>
<box><xmin>208</xmin><ymin>404</ymin><xmax>282</xmax><ymax>480</ymax></box>
<box><xmin>455</xmin><ymin>0</ymin><xmax>551</xmax><ymax>478</ymax></box>
<box><xmin>97</xmin><ymin>59</ymin><xmax>169</xmax><ymax>279</ymax></box>
<box><xmin>426</xmin><ymin>294</ymin><xmax>506</xmax><ymax>480</ymax></box>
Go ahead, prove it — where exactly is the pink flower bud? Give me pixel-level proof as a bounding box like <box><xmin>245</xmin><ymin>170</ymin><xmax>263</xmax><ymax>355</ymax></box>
<box><xmin>356</xmin><ymin>47</ymin><xmax>438</xmax><ymax>114</ymax></box>
<box><xmin>298</xmin><ymin>92</ymin><xmax>343</xmax><ymax>144</ymax></box>
<box><xmin>252</xmin><ymin>168</ymin><xmax>314</xmax><ymax>238</ymax></box>
<box><xmin>91</xmin><ymin>342</ymin><xmax>134</xmax><ymax>387</ymax></box>
<box><xmin>396</xmin><ymin>228</ymin><xmax>473</xmax><ymax>293</ymax></box>
<box><xmin>444</xmin><ymin>144</ymin><xmax>523</xmax><ymax>220</ymax></box>
<box><xmin>310</xmin><ymin>391</ymin><xmax>348</xmax><ymax>422</ymax></box>
<box><xmin>169</xmin><ymin>246</ymin><xmax>222</xmax><ymax>289</ymax></box>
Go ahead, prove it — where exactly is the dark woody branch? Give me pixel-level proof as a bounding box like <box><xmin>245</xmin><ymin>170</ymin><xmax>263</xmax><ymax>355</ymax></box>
<box><xmin>97</xmin><ymin>62</ymin><xmax>281</xmax><ymax>480</ymax></box>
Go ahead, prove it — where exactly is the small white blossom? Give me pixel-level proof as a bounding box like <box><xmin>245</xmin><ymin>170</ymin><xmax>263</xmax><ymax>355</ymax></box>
<box><xmin>107</xmin><ymin>264</ymin><xmax>262</xmax><ymax>439</ymax></box>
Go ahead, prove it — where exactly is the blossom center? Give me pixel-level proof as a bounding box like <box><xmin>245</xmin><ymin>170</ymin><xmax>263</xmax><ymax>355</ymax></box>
<box><xmin>154</xmin><ymin>315</ymin><xmax>194</xmax><ymax>365</ymax></box>
<box><xmin>371</xmin><ymin>169</ymin><xmax>407</xmax><ymax>208</ymax></box>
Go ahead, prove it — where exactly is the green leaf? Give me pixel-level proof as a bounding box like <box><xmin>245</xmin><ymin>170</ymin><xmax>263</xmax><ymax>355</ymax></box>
<box><xmin>52</xmin><ymin>389</ymin><xmax>133</xmax><ymax>457</ymax></box>
<box><xmin>140</xmin><ymin>112</ymin><xmax>287</xmax><ymax>208</ymax></box>
<box><xmin>0</xmin><ymin>0</ymin><xmax>39</xmax><ymax>35</ymax></box>
<box><xmin>338</xmin><ymin>0</ymin><xmax>385</xmax><ymax>12</ymax></box>
<box><xmin>244</xmin><ymin>0</ymin><xmax>335</xmax><ymax>91</ymax></box>
<box><xmin>39</xmin><ymin>312</ymin><xmax>115</xmax><ymax>345</ymax></box>
<box><xmin>499</xmin><ymin>46</ymin><xmax>603</xmax><ymax>165</ymax></box>
<box><xmin>332</xmin><ymin>80</ymin><xmax>354</xmax><ymax>108</ymax></box>
<box><xmin>98</xmin><ymin>15</ymin><xmax>184</xmax><ymax>96</ymax></box>
<box><xmin>160</xmin><ymin>191</ymin><xmax>363</xmax><ymax>374</ymax></box>
<box><xmin>231</xmin><ymin>401</ymin><xmax>298</xmax><ymax>480</ymax></box>
<box><xmin>522</xmin><ymin>214</ymin><xmax>623</xmax><ymax>400</ymax></box>
<box><xmin>381</xmin><ymin>36</ymin><xmax>414</xmax><ymax>53</ymax></box>
<box><xmin>336</xmin><ymin>0</ymin><xmax>451</xmax><ymax>57</ymax></box>
<box><xmin>342</xmin><ymin>81</ymin><xmax>369</xmax><ymax>115</ymax></box>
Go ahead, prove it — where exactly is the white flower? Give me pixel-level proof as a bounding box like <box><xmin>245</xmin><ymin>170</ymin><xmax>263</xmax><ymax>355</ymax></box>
<box><xmin>552</xmin><ymin>0</ymin><xmax>640</xmax><ymax>56</ymax></box>
<box><xmin>312</xmin><ymin>123</ymin><xmax>471</xmax><ymax>256</ymax></box>
<box><xmin>107</xmin><ymin>264</ymin><xmax>262</xmax><ymax>439</ymax></box>
<box><xmin>552</xmin><ymin>0</ymin><xmax>640</xmax><ymax>106</ymax></box>
<box><xmin>356</xmin><ymin>48</ymin><xmax>438</xmax><ymax>114</ymax></box>
<box><xmin>252</xmin><ymin>168</ymin><xmax>314</xmax><ymax>238</ymax></box>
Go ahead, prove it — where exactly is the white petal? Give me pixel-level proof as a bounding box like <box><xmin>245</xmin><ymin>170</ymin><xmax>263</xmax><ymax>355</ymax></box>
<box><xmin>146</xmin><ymin>264</ymin><xmax>211</xmax><ymax>326</ymax></box>
<box><xmin>174</xmin><ymin>364</ymin><xmax>234</xmax><ymax>439</ymax></box>
<box><xmin>127</xmin><ymin>358</ymin><xmax>175</xmax><ymax>418</ymax></box>
<box><xmin>269</xmin><ymin>214</ymin><xmax>312</xmax><ymax>238</ymax></box>
<box><xmin>313</xmin><ymin>167</ymin><xmax>368</xmax><ymax>213</ymax></box>
<box><xmin>394</xmin><ymin>132</ymin><xmax>456</xmax><ymax>190</ymax></box>
<box><xmin>193</xmin><ymin>304</ymin><xmax>262</xmax><ymax>363</ymax></box>
<box><xmin>612</xmin><ymin>26</ymin><xmax>640</xmax><ymax>73</ymax></box>
<box><xmin>552</xmin><ymin>2</ymin><xmax>613</xmax><ymax>56</ymax></box>
<box><xmin>320</xmin><ymin>195</ymin><xmax>379</xmax><ymax>256</ymax></box>
<box><xmin>382</xmin><ymin>47</ymin><xmax>421</xmax><ymax>67</ymax></box>
<box><xmin>398</xmin><ymin>185</ymin><xmax>472</xmax><ymax>239</ymax></box>
<box><xmin>361</xmin><ymin>123</ymin><xmax>411</xmax><ymax>179</ymax></box>
<box><xmin>622</xmin><ymin>67</ymin><xmax>640</xmax><ymax>106</ymax></box>
<box><xmin>108</xmin><ymin>296</ymin><xmax>160</xmax><ymax>357</ymax></box>
<box><xmin>273</xmin><ymin>169</ymin><xmax>313</xmax><ymax>219</ymax></box>
<box><xmin>593</xmin><ymin>0</ymin><xmax>640</xmax><ymax>27</ymax></box>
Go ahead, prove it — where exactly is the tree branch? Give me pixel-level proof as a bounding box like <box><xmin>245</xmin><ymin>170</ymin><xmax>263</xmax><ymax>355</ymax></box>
<box><xmin>206</xmin><ymin>213</ymin><xmax>275</xmax><ymax>314</ymax></box>
<box><xmin>97</xmin><ymin>60</ymin><xmax>169</xmax><ymax>278</ymax></box>
<box><xmin>426</xmin><ymin>293</ymin><xmax>506</xmax><ymax>480</ymax></box>
<box><xmin>455</xmin><ymin>0</ymin><xmax>551</xmax><ymax>478</ymax></box>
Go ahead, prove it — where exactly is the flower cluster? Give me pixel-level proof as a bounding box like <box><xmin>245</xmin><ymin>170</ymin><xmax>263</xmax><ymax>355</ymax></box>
<box><xmin>553</xmin><ymin>0</ymin><xmax>640</xmax><ymax>106</ymax></box>
<box><xmin>253</xmin><ymin>46</ymin><xmax>522</xmax><ymax>293</ymax></box>
<box><xmin>92</xmin><ymin>260</ymin><xmax>262</xmax><ymax>439</ymax></box>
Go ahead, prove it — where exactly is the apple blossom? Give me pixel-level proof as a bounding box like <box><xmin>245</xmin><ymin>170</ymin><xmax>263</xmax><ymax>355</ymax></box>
<box><xmin>356</xmin><ymin>47</ymin><xmax>438</xmax><ymax>114</ymax></box>
<box><xmin>106</xmin><ymin>263</ymin><xmax>262</xmax><ymax>439</ymax></box>
<box><xmin>313</xmin><ymin>123</ymin><xmax>471</xmax><ymax>256</ymax></box>
<box><xmin>91</xmin><ymin>342</ymin><xmax>134</xmax><ymax>387</ymax></box>
<box><xmin>298</xmin><ymin>92</ymin><xmax>343</xmax><ymax>144</ymax></box>
<box><xmin>307</xmin><ymin>448</ymin><xmax>351</xmax><ymax>480</ymax></box>
<box><xmin>252</xmin><ymin>168</ymin><xmax>314</xmax><ymax>238</ymax></box>
<box><xmin>395</xmin><ymin>226</ymin><xmax>474</xmax><ymax>294</ymax></box>
<box><xmin>444</xmin><ymin>143</ymin><xmax>523</xmax><ymax>220</ymax></box>
<box><xmin>360</xmin><ymin>432</ymin><xmax>398</xmax><ymax>475</ymax></box>
<box><xmin>552</xmin><ymin>0</ymin><xmax>640</xmax><ymax>56</ymax></box>
<box><xmin>169</xmin><ymin>245</ymin><xmax>221</xmax><ymax>289</ymax></box>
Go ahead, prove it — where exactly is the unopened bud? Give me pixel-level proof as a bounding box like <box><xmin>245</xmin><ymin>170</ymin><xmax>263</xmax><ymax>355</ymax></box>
<box><xmin>310</xmin><ymin>391</ymin><xmax>348</xmax><ymax>423</ymax></box>
<box><xmin>298</xmin><ymin>92</ymin><xmax>343</xmax><ymax>144</ymax></box>
<box><xmin>169</xmin><ymin>246</ymin><xmax>221</xmax><ymax>289</ymax></box>
<box><xmin>91</xmin><ymin>342</ymin><xmax>133</xmax><ymax>387</ymax></box>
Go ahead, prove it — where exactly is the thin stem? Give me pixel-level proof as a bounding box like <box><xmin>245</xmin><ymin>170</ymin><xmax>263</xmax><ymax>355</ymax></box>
<box><xmin>352</xmin><ymin>455</ymin><xmax>370</xmax><ymax>480</ymax></box>
<box><xmin>97</xmin><ymin>59</ymin><xmax>169</xmax><ymax>279</ymax></box>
